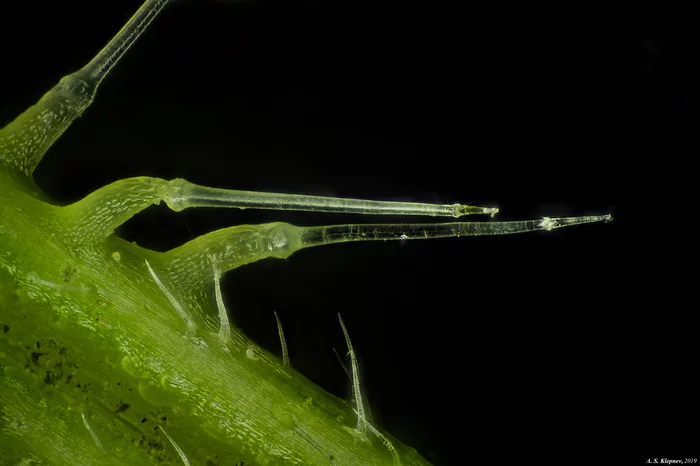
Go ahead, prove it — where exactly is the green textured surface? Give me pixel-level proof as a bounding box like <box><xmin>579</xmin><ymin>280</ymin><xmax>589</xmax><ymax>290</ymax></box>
<box><xmin>0</xmin><ymin>170</ymin><xmax>426</xmax><ymax>465</ymax></box>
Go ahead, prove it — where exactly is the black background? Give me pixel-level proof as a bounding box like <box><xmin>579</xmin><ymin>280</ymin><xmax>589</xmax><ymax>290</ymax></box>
<box><xmin>1</xmin><ymin>2</ymin><xmax>694</xmax><ymax>465</ymax></box>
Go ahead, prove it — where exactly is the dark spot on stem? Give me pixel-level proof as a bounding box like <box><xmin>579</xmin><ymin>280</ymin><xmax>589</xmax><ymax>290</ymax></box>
<box><xmin>116</xmin><ymin>401</ymin><xmax>131</xmax><ymax>413</ymax></box>
<box><xmin>148</xmin><ymin>439</ymin><xmax>164</xmax><ymax>450</ymax></box>
<box><xmin>44</xmin><ymin>371</ymin><xmax>56</xmax><ymax>385</ymax></box>
<box><xmin>60</xmin><ymin>264</ymin><xmax>77</xmax><ymax>283</ymax></box>
<box><xmin>30</xmin><ymin>352</ymin><xmax>43</xmax><ymax>365</ymax></box>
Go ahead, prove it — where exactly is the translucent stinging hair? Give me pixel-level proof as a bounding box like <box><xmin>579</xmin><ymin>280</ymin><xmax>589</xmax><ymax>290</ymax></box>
<box><xmin>274</xmin><ymin>311</ymin><xmax>290</xmax><ymax>367</ymax></box>
<box><xmin>354</xmin><ymin>409</ymin><xmax>401</xmax><ymax>466</ymax></box>
<box><xmin>338</xmin><ymin>314</ymin><xmax>366</xmax><ymax>436</ymax></box>
<box><xmin>145</xmin><ymin>259</ymin><xmax>196</xmax><ymax>332</ymax></box>
<box><xmin>159</xmin><ymin>426</ymin><xmax>190</xmax><ymax>466</ymax></box>
<box><xmin>213</xmin><ymin>263</ymin><xmax>231</xmax><ymax>344</ymax></box>
<box><xmin>81</xmin><ymin>412</ymin><xmax>104</xmax><ymax>452</ymax></box>
<box><xmin>333</xmin><ymin>346</ymin><xmax>373</xmax><ymax>424</ymax></box>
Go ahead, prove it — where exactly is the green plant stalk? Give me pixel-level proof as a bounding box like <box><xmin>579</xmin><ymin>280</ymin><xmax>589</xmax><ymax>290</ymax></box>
<box><xmin>1</xmin><ymin>167</ymin><xmax>429</xmax><ymax>465</ymax></box>
<box><xmin>1</xmin><ymin>1</ymin><xmax>612</xmax><ymax>464</ymax></box>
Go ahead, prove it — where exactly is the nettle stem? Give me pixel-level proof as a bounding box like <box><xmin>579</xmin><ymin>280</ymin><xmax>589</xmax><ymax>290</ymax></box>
<box><xmin>0</xmin><ymin>1</ymin><xmax>613</xmax><ymax>465</ymax></box>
